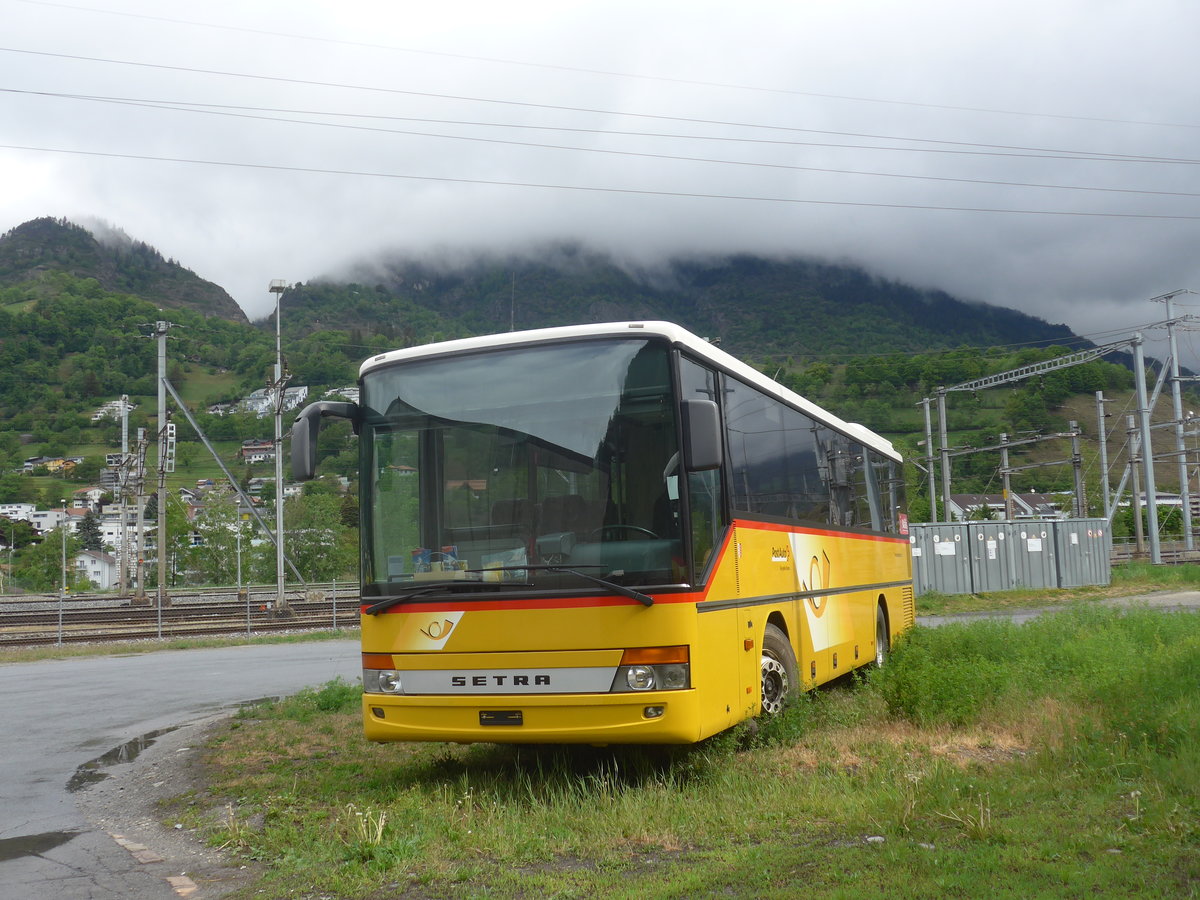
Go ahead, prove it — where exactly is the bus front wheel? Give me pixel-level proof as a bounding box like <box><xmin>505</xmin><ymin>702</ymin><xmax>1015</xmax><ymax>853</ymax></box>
<box><xmin>760</xmin><ymin>624</ymin><xmax>798</xmax><ymax>715</ymax></box>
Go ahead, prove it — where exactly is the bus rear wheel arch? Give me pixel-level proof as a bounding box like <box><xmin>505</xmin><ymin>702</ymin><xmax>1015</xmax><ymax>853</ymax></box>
<box><xmin>760</xmin><ymin>623</ymin><xmax>799</xmax><ymax>715</ymax></box>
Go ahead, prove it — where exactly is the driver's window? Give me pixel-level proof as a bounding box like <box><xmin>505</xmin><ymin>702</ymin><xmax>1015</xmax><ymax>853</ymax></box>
<box><xmin>678</xmin><ymin>357</ymin><xmax>727</xmax><ymax>582</ymax></box>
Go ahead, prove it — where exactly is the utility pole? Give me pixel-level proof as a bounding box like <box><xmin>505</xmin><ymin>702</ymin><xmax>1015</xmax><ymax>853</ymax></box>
<box><xmin>134</xmin><ymin>427</ymin><xmax>147</xmax><ymax>604</ymax></box>
<box><xmin>1133</xmin><ymin>334</ymin><xmax>1162</xmax><ymax>564</ymax></box>
<box><xmin>936</xmin><ymin>388</ymin><xmax>951</xmax><ymax>522</ymax></box>
<box><xmin>1069</xmin><ymin>421</ymin><xmax>1085</xmax><ymax>517</ymax></box>
<box><xmin>1129</xmin><ymin>415</ymin><xmax>1145</xmax><ymax>557</ymax></box>
<box><xmin>268</xmin><ymin>280</ymin><xmax>290</xmax><ymax>614</ymax></box>
<box><xmin>150</xmin><ymin>319</ymin><xmax>177</xmax><ymax>608</ymax></box>
<box><xmin>1161</xmin><ymin>293</ymin><xmax>1194</xmax><ymax>549</ymax></box>
<box><xmin>920</xmin><ymin>398</ymin><xmax>937</xmax><ymax>522</ymax></box>
<box><xmin>1095</xmin><ymin>392</ymin><xmax>1112</xmax><ymax>520</ymax></box>
<box><xmin>118</xmin><ymin>395</ymin><xmax>129</xmax><ymax>594</ymax></box>
<box><xmin>1000</xmin><ymin>432</ymin><xmax>1014</xmax><ymax>520</ymax></box>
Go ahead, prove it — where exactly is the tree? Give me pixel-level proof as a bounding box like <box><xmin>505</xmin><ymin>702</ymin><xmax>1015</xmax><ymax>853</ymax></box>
<box><xmin>78</xmin><ymin>510</ymin><xmax>104</xmax><ymax>551</ymax></box>
<box><xmin>0</xmin><ymin>517</ymin><xmax>40</xmax><ymax>550</ymax></box>
<box><xmin>12</xmin><ymin>526</ymin><xmax>84</xmax><ymax>592</ymax></box>
<box><xmin>281</xmin><ymin>493</ymin><xmax>356</xmax><ymax>582</ymax></box>
<box><xmin>189</xmin><ymin>498</ymin><xmax>254</xmax><ymax>586</ymax></box>
<box><xmin>339</xmin><ymin>492</ymin><xmax>359</xmax><ymax>529</ymax></box>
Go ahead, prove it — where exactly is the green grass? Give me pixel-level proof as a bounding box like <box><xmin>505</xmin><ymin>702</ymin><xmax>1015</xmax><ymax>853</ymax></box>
<box><xmin>178</xmin><ymin>604</ymin><xmax>1200</xmax><ymax>899</ymax></box>
<box><xmin>175</xmin><ymin>368</ymin><xmax>240</xmax><ymax>406</ymax></box>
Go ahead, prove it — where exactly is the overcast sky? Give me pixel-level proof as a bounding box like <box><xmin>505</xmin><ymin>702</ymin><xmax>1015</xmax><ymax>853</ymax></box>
<box><xmin>5</xmin><ymin>0</ymin><xmax>1200</xmax><ymax>365</ymax></box>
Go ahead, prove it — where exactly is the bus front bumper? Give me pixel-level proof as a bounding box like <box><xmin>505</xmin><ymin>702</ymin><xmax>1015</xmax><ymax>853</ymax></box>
<box><xmin>362</xmin><ymin>689</ymin><xmax>703</xmax><ymax>744</ymax></box>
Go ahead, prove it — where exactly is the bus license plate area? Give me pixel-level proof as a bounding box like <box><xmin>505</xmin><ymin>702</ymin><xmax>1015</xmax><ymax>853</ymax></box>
<box><xmin>480</xmin><ymin>710</ymin><xmax>524</xmax><ymax>726</ymax></box>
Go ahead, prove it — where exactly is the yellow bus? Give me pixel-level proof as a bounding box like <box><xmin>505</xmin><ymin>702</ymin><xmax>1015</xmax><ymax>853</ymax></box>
<box><xmin>293</xmin><ymin>321</ymin><xmax>913</xmax><ymax>744</ymax></box>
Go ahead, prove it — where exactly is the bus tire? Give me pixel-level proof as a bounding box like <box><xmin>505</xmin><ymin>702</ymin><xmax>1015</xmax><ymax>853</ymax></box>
<box><xmin>874</xmin><ymin>604</ymin><xmax>890</xmax><ymax>668</ymax></box>
<box><xmin>760</xmin><ymin>624</ymin><xmax>798</xmax><ymax>715</ymax></box>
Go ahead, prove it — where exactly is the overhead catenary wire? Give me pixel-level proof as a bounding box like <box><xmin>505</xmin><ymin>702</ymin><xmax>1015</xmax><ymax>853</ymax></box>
<box><xmin>14</xmin><ymin>0</ymin><xmax>1200</xmax><ymax>134</ymax></box>
<box><xmin>7</xmin><ymin>88</ymin><xmax>1200</xmax><ymax>202</ymax></box>
<box><xmin>7</xmin><ymin>142</ymin><xmax>1200</xmax><ymax>221</ymax></box>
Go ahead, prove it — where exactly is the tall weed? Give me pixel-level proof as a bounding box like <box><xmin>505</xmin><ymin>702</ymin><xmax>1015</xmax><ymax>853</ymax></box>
<box><xmin>873</xmin><ymin>605</ymin><xmax>1200</xmax><ymax>760</ymax></box>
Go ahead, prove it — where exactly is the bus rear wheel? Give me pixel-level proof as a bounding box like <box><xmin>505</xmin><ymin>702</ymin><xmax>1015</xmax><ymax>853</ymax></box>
<box><xmin>874</xmin><ymin>604</ymin><xmax>890</xmax><ymax>668</ymax></box>
<box><xmin>760</xmin><ymin>624</ymin><xmax>798</xmax><ymax>715</ymax></box>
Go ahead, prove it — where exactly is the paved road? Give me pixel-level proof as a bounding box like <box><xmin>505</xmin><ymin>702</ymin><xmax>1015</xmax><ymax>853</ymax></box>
<box><xmin>0</xmin><ymin>640</ymin><xmax>360</xmax><ymax>900</ymax></box>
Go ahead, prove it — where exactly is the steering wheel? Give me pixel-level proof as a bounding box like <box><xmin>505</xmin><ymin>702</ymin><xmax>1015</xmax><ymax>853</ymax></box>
<box><xmin>588</xmin><ymin>524</ymin><xmax>659</xmax><ymax>541</ymax></box>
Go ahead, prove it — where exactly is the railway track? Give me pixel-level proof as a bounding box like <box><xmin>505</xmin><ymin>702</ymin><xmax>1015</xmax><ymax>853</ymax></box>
<box><xmin>0</xmin><ymin>585</ymin><xmax>361</xmax><ymax>647</ymax></box>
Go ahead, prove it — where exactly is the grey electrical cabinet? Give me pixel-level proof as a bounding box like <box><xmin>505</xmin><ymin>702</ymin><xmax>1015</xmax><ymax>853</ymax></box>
<box><xmin>909</xmin><ymin>524</ymin><xmax>973</xmax><ymax>596</ymax></box>
<box><xmin>908</xmin><ymin>518</ymin><xmax>1111</xmax><ymax>596</ymax></box>
<box><xmin>1053</xmin><ymin>519</ymin><xmax>1112</xmax><ymax>588</ymax></box>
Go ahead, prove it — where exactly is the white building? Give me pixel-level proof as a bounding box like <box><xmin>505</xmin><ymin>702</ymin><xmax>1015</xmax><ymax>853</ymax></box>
<box><xmin>31</xmin><ymin>509</ymin><xmax>73</xmax><ymax>534</ymax></box>
<box><xmin>90</xmin><ymin>399</ymin><xmax>137</xmax><ymax>422</ymax></box>
<box><xmin>241</xmin><ymin>386</ymin><xmax>309</xmax><ymax>418</ymax></box>
<box><xmin>74</xmin><ymin>550</ymin><xmax>119</xmax><ymax>589</ymax></box>
<box><xmin>0</xmin><ymin>503</ymin><xmax>36</xmax><ymax>522</ymax></box>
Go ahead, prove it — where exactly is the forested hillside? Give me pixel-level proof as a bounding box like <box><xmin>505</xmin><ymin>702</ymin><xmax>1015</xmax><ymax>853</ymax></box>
<box><xmin>284</xmin><ymin>248</ymin><xmax>1085</xmax><ymax>361</ymax></box>
<box><xmin>0</xmin><ymin>217</ymin><xmax>247</xmax><ymax>322</ymax></box>
<box><xmin>0</xmin><ymin>218</ymin><xmax>1165</xmax><ymax>526</ymax></box>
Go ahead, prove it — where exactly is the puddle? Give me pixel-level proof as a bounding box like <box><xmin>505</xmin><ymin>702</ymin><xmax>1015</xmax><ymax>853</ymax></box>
<box><xmin>66</xmin><ymin>727</ymin><xmax>179</xmax><ymax>793</ymax></box>
<box><xmin>0</xmin><ymin>830</ymin><xmax>79</xmax><ymax>862</ymax></box>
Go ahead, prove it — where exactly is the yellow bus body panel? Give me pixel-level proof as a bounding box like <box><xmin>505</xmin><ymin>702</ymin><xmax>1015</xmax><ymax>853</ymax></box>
<box><xmin>360</xmin><ymin>522</ymin><xmax>912</xmax><ymax>744</ymax></box>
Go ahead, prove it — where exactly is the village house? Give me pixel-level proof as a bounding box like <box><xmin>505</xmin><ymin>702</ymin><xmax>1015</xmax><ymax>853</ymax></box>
<box><xmin>239</xmin><ymin>439</ymin><xmax>275</xmax><ymax>464</ymax></box>
<box><xmin>90</xmin><ymin>399</ymin><xmax>136</xmax><ymax>423</ymax></box>
<box><xmin>240</xmin><ymin>386</ymin><xmax>309</xmax><ymax>417</ymax></box>
<box><xmin>70</xmin><ymin>486</ymin><xmax>107</xmax><ymax>513</ymax></box>
<box><xmin>74</xmin><ymin>549</ymin><xmax>119</xmax><ymax>589</ymax></box>
<box><xmin>0</xmin><ymin>503</ymin><xmax>36</xmax><ymax>522</ymax></box>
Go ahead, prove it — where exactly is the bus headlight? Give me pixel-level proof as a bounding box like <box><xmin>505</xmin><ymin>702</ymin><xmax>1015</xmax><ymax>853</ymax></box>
<box><xmin>610</xmin><ymin>647</ymin><xmax>690</xmax><ymax>693</ymax></box>
<box><xmin>363</xmin><ymin>669</ymin><xmax>403</xmax><ymax>694</ymax></box>
<box><xmin>626</xmin><ymin>665</ymin><xmax>655</xmax><ymax>691</ymax></box>
<box><xmin>657</xmin><ymin>663</ymin><xmax>688</xmax><ymax>690</ymax></box>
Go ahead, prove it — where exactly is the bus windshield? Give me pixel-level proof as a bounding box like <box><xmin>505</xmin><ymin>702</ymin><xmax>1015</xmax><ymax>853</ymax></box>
<box><xmin>360</xmin><ymin>338</ymin><xmax>684</xmax><ymax>598</ymax></box>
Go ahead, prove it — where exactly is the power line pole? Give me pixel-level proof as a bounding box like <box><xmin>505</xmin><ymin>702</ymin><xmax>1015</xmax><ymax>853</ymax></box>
<box><xmin>268</xmin><ymin>280</ymin><xmax>290</xmax><ymax>615</ymax></box>
<box><xmin>1095</xmin><ymin>392</ymin><xmax>1113</xmax><ymax>520</ymax></box>
<box><xmin>1133</xmin><ymin>333</ymin><xmax>1162</xmax><ymax>564</ymax></box>
<box><xmin>1159</xmin><ymin>292</ymin><xmax>1194</xmax><ymax>549</ymax></box>
<box><xmin>134</xmin><ymin>427</ymin><xmax>147</xmax><ymax>604</ymax></box>
<box><xmin>936</xmin><ymin>388</ymin><xmax>951</xmax><ymax>522</ymax></box>
<box><xmin>118</xmin><ymin>395</ymin><xmax>129</xmax><ymax>594</ymax></box>
<box><xmin>152</xmin><ymin>319</ymin><xmax>177</xmax><ymax>608</ymax></box>
<box><xmin>920</xmin><ymin>398</ymin><xmax>937</xmax><ymax>522</ymax></box>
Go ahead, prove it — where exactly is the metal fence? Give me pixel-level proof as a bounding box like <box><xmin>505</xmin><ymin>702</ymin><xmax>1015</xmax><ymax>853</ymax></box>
<box><xmin>908</xmin><ymin>519</ymin><xmax>1112</xmax><ymax>596</ymax></box>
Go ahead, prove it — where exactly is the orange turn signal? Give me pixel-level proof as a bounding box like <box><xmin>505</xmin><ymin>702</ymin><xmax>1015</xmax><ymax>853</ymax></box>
<box><xmin>620</xmin><ymin>645</ymin><xmax>689</xmax><ymax>665</ymax></box>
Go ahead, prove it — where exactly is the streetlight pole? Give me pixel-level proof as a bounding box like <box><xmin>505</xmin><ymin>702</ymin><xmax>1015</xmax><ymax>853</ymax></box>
<box><xmin>269</xmin><ymin>280</ymin><xmax>288</xmax><ymax>614</ymax></box>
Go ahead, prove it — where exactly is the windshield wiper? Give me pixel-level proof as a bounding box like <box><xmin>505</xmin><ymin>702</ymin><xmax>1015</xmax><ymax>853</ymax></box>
<box><xmin>470</xmin><ymin>565</ymin><xmax>655</xmax><ymax>607</ymax></box>
<box><xmin>364</xmin><ymin>580</ymin><xmax>530</xmax><ymax>616</ymax></box>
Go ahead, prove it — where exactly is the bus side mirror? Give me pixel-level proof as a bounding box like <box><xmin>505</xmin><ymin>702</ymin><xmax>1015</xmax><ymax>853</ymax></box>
<box><xmin>292</xmin><ymin>401</ymin><xmax>359</xmax><ymax>481</ymax></box>
<box><xmin>681</xmin><ymin>398</ymin><xmax>722</xmax><ymax>471</ymax></box>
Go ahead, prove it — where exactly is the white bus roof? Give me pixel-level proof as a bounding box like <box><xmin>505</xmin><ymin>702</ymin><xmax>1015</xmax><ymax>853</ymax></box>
<box><xmin>360</xmin><ymin>321</ymin><xmax>901</xmax><ymax>462</ymax></box>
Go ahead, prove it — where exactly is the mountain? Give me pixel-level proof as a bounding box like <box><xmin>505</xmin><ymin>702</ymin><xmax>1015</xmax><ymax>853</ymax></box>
<box><xmin>0</xmin><ymin>218</ymin><xmax>247</xmax><ymax>323</ymax></box>
<box><xmin>285</xmin><ymin>246</ymin><xmax>1085</xmax><ymax>362</ymax></box>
